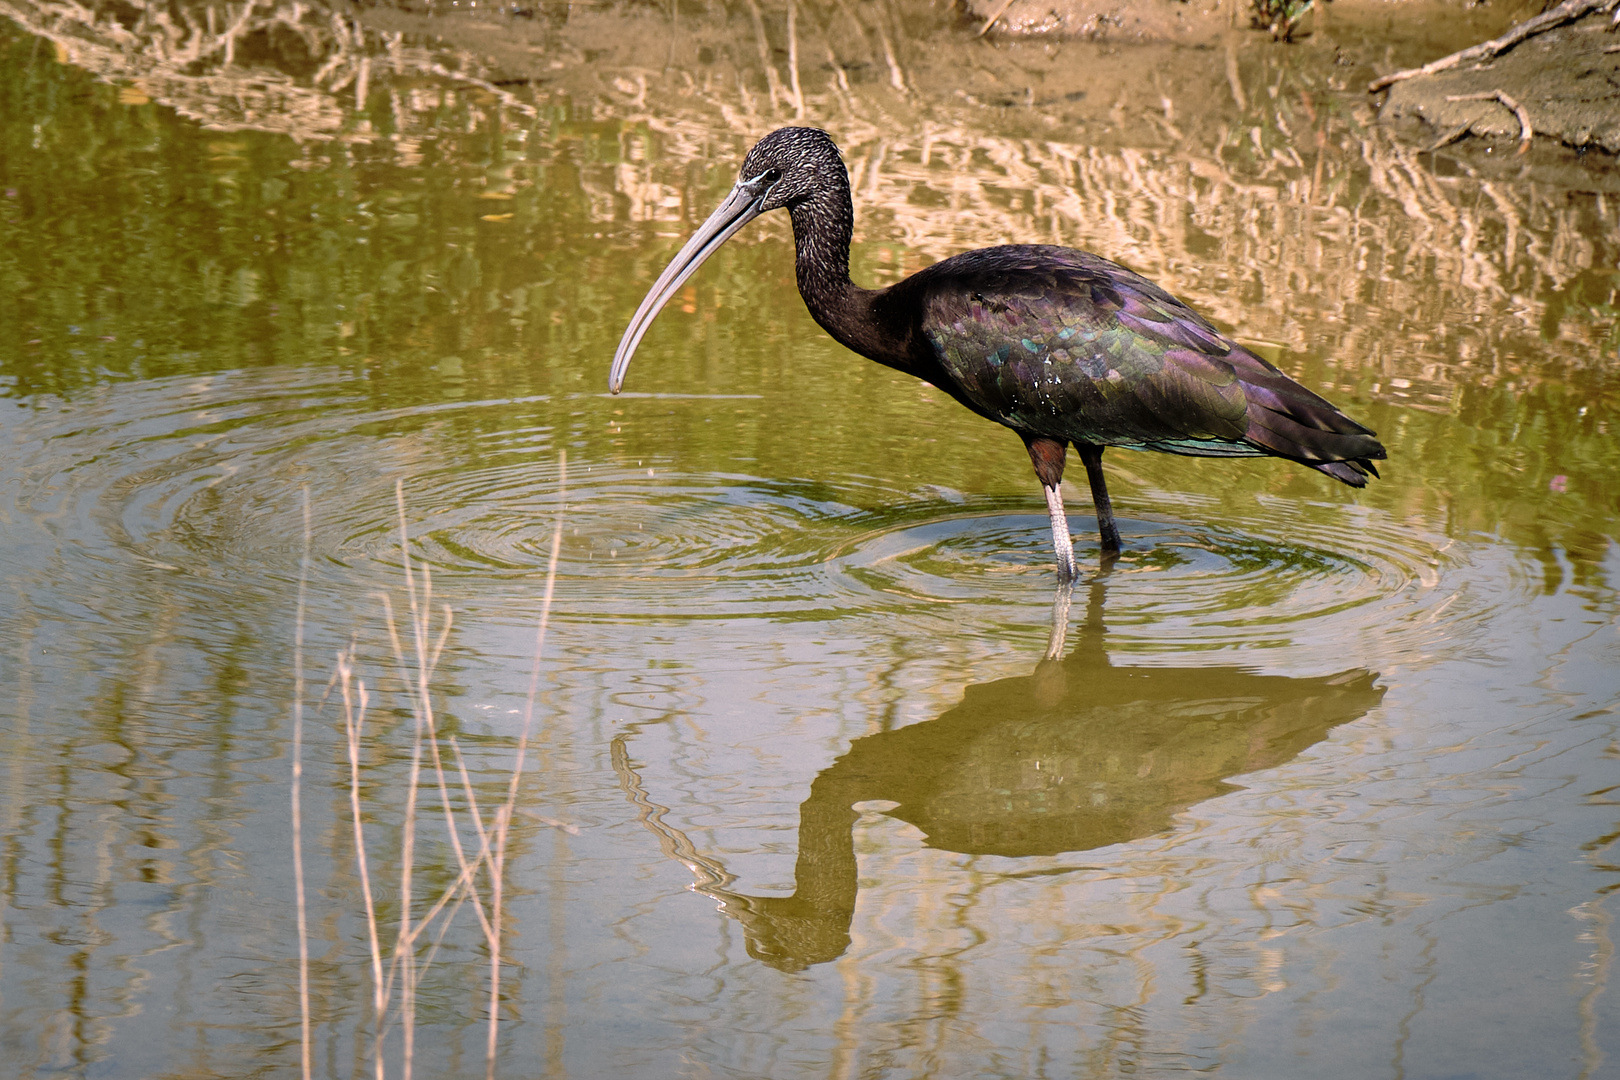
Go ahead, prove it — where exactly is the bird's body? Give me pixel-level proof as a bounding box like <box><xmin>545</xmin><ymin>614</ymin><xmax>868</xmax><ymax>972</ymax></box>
<box><xmin>612</xmin><ymin>128</ymin><xmax>1385</xmax><ymax>579</ymax></box>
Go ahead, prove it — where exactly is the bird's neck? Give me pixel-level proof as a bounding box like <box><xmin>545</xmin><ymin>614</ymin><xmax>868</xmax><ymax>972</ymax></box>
<box><xmin>787</xmin><ymin>188</ymin><xmax>914</xmax><ymax>371</ymax></box>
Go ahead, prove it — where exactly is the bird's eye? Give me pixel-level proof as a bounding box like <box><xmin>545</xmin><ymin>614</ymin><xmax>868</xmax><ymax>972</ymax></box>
<box><xmin>763</xmin><ymin>168</ymin><xmax>781</xmax><ymax>184</ymax></box>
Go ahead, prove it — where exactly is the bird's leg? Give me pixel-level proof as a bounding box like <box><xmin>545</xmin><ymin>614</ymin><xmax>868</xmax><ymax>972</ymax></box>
<box><xmin>1045</xmin><ymin>579</ymin><xmax>1074</xmax><ymax>659</ymax></box>
<box><xmin>1075</xmin><ymin>442</ymin><xmax>1122</xmax><ymax>555</ymax></box>
<box><xmin>1022</xmin><ymin>435</ymin><xmax>1078</xmax><ymax>582</ymax></box>
<box><xmin>1041</xmin><ymin>485</ymin><xmax>1079</xmax><ymax>582</ymax></box>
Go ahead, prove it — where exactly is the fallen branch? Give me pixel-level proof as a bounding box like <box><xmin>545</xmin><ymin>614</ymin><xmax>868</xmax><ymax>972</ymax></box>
<box><xmin>1369</xmin><ymin>0</ymin><xmax>1620</xmax><ymax>92</ymax></box>
<box><xmin>1445</xmin><ymin>90</ymin><xmax>1534</xmax><ymax>153</ymax></box>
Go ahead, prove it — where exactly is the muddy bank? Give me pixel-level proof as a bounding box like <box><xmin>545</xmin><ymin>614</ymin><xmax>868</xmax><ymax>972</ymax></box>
<box><xmin>959</xmin><ymin>0</ymin><xmax>1620</xmax><ymax>155</ymax></box>
<box><xmin>6</xmin><ymin>0</ymin><xmax>1596</xmax><ymax>156</ymax></box>
<box><xmin>1381</xmin><ymin>9</ymin><xmax>1620</xmax><ymax>154</ymax></box>
<box><xmin>957</xmin><ymin>0</ymin><xmax>1231</xmax><ymax>41</ymax></box>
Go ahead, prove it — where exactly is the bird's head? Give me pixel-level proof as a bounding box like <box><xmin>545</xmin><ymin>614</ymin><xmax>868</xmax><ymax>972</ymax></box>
<box><xmin>610</xmin><ymin>127</ymin><xmax>845</xmax><ymax>393</ymax></box>
<box><xmin>736</xmin><ymin>127</ymin><xmax>844</xmax><ymax>213</ymax></box>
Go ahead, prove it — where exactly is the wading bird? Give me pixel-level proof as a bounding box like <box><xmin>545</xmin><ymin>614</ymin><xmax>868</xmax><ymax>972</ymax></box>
<box><xmin>610</xmin><ymin>127</ymin><xmax>1385</xmax><ymax>579</ymax></box>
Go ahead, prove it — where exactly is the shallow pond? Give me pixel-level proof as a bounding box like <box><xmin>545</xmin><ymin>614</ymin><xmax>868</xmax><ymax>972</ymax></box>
<box><xmin>1</xmin><ymin>3</ymin><xmax>1618</xmax><ymax>1077</ymax></box>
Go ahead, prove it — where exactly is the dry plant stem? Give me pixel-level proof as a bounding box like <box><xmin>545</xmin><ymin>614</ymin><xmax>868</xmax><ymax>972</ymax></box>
<box><xmin>291</xmin><ymin>487</ymin><xmax>314</xmax><ymax>1080</ymax></box>
<box><xmin>383</xmin><ymin>486</ymin><xmax>483</xmax><ymax>1080</ymax></box>
<box><xmin>339</xmin><ymin>658</ymin><xmax>387</xmax><ymax>1080</ymax></box>
<box><xmin>336</xmin><ymin>466</ymin><xmax>568</xmax><ymax>1079</ymax></box>
<box><xmin>1427</xmin><ymin>122</ymin><xmax>1473</xmax><ymax>153</ymax></box>
<box><xmin>1368</xmin><ymin>0</ymin><xmax>1620</xmax><ymax>91</ymax></box>
<box><xmin>1446</xmin><ymin>90</ymin><xmax>1534</xmax><ymax>153</ymax></box>
<box><xmin>388</xmin><ymin>480</ymin><xmax>427</xmax><ymax>1080</ymax></box>
<box><xmin>486</xmin><ymin>451</ymin><xmax>568</xmax><ymax>1079</ymax></box>
<box><xmin>415</xmin><ymin>658</ymin><xmax>499</xmax><ymax>946</ymax></box>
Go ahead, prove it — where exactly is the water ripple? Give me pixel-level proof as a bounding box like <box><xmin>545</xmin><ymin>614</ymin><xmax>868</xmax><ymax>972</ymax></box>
<box><xmin>2</xmin><ymin>368</ymin><xmax>1523</xmax><ymax>667</ymax></box>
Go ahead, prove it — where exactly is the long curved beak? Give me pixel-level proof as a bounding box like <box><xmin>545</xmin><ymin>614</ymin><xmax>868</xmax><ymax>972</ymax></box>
<box><xmin>609</xmin><ymin>182</ymin><xmax>766</xmax><ymax>393</ymax></box>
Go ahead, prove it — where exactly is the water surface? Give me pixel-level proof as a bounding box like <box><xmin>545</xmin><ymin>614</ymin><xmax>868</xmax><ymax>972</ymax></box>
<box><xmin>1</xmin><ymin>5</ymin><xmax>1618</xmax><ymax>1078</ymax></box>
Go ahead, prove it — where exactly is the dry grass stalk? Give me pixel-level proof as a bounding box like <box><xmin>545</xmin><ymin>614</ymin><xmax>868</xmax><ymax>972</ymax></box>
<box><xmin>486</xmin><ymin>451</ymin><xmax>566</xmax><ymax>1078</ymax></box>
<box><xmin>292</xmin><ymin>487</ymin><xmax>313</xmax><ymax>1080</ymax></box>
<box><xmin>308</xmin><ymin>466</ymin><xmax>565</xmax><ymax>1079</ymax></box>
<box><xmin>336</xmin><ymin>651</ymin><xmax>386</xmax><ymax>1079</ymax></box>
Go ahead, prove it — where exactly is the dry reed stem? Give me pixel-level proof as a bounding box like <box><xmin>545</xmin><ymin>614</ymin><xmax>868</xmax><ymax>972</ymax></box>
<box><xmin>322</xmin><ymin>466</ymin><xmax>567</xmax><ymax>1079</ymax></box>
<box><xmin>383</xmin><ymin>480</ymin><xmax>431</xmax><ymax>1080</ymax></box>
<box><xmin>486</xmin><ymin>450</ymin><xmax>566</xmax><ymax>1078</ymax></box>
<box><xmin>292</xmin><ymin>486</ymin><xmax>313</xmax><ymax>1080</ymax></box>
<box><xmin>338</xmin><ymin>655</ymin><xmax>388</xmax><ymax>1080</ymax></box>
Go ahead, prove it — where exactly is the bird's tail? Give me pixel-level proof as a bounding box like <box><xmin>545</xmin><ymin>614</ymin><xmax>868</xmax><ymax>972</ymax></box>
<box><xmin>1235</xmin><ymin>356</ymin><xmax>1387</xmax><ymax>488</ymax></box>
<box><xmin>1312</xmin><ymin>458</ymin><xmax>1381</xmax><ymax>488</ymax></box>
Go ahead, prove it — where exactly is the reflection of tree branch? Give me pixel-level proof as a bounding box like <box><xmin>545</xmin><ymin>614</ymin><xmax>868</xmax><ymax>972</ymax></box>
<box><xmin>8</xmin><ymin>0</ymin><xmax>1606</xmax><ymax>397</ymax></box>
<box><xmin>1</xmin><ymin>0</ymin><xmax>534</xmax><ymax>140</ymax></box>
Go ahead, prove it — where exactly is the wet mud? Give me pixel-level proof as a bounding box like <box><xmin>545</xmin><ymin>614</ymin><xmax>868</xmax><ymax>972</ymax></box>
<box><xmin>1382</xmin><ymin>9</ymin><xmax>1620</xmax><ymax>155</ymax></box>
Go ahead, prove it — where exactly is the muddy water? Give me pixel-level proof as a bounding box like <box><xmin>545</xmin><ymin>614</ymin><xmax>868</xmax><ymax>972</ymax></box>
<box><xmin>1</xmin><ymin>5</ymin><xmax>1618</xmax><ymax>1078</ymax></box>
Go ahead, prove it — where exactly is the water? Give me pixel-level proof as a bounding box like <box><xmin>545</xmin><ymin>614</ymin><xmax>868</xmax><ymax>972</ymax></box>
<box><xmin>1</xmin><ymin>4</ymin><xmax>1618</xmax><ymax>1077</ymax></box>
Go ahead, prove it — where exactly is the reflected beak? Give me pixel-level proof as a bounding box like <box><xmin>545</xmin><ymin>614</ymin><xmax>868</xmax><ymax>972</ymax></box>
<box><xmin>609</xmin><ymin>182</ymin><xmax>767</xmax><ymax>393</ymax></box>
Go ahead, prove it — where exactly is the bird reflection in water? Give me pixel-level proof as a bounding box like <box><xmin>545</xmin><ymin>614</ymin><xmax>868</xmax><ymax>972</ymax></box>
<box><xmin>611</xmin><ymin>581</ymin><xmax>1384</xmax><ymax>972</ymax></box>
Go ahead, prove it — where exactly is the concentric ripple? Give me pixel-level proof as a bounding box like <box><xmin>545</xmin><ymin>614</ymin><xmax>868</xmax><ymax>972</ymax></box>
<box><xmin>820</xmin><ymin>501</ymin><xmax>1513</xmax><ymax>666</ymax></box>
<box><xmin>0</xmin><ymin>366</ymin><xmax>1527</xmax><ymax>668</ymax></box>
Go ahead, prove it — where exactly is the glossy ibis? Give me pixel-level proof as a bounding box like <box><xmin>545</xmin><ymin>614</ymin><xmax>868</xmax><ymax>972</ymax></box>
<box><xmin>610</xmin><ymin>127</ymin><xmax>1386</xmax><ymax>579</ymax></box>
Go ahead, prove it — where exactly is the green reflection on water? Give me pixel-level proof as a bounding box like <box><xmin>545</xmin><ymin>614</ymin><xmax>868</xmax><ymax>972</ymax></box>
<box><xmin>2</xmin><ymin>16</ymin><xmax>1615</xmax><ymax>586</ymax></box>
<box><xmin>1</xmin><ymin>9</ymin><xmax>1619</xmax><ymax>1076</ymax></box>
